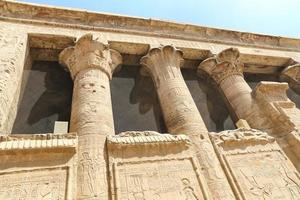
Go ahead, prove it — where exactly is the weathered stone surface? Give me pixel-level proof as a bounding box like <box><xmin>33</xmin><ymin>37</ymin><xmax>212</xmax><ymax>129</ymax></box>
<box><xmin>141</xmin><ymin>45</ymin><xmax>235</xmax><ymax>199</ymax></box>
<box><xmin>199</xmin><ymin>48</ymin><xmax>300</xmax><ymax>173</ymax></box>
<box><xmin>0</xmin><ymin>132</ymin><xmax>78</xmax><ymax>199</ymax></box>
<box><xmin>59</xmin><ymin>34</ymin><xmax>122</xmax><ymax>199</ymax></box>
<box><xmin>280</xmin><ymin>63</ymin><xmax>300</xmax><ymax>94</ymax></box>
<box><xmin>107</xmin><ymin>131</ymin><xmax>212</xmax><ymax>200</ymax></box>
<box><xmin>1</xmin><ymin>1</ymin><xmax>300</xmax><ymax>199</ymax></box>
<box><xmin>210</xmin><ymin>129</ymin><xmax>300</xmax><ymax>199</ymax></box>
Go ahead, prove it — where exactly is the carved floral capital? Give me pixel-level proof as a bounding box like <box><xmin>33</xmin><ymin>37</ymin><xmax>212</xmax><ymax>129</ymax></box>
<box><xmin>140</xmin><ymin>45</ymin><xmax>183</xmax><ymax>77</ymax></box>
<box><xmin>59</xmin><ymin>33</ymin><xmax>122</xmax><ymax>80</ymax></box>
<box><xmin>198</xmin><ymin>48</ymin><xmax>244</xmax><ymax>84</ymax></box>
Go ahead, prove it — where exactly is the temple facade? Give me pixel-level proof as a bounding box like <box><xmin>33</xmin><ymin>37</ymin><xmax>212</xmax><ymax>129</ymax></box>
<box><xmin>0</xmin><ymin>0</ymin><xmax>300</xmax><ymax>199</ymax></box>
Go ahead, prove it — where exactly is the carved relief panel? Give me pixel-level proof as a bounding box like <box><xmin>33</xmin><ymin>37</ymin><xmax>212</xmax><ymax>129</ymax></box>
<box><xmin>0</xmin><ymin>167</ymin><xmax>67</xmax><ymax>200</ymax></box>
<box><xmin>107</xmin><ymin>131</ymin><xmax>211</xmax><ymax>200</ymax></box>
<box><xmin>116</xmin><ymin>159</ymin><xmax>202</xmax><ymax>200</ymax></box>
<box><xmin>210</xmin><ymin>129</ymin><xmax>300</xmax><ymax>199</ymax></box>
<box><xmin>0</xmin><ymin>133</ymin><xmax>78</xmax><ymax>200</ymax></box>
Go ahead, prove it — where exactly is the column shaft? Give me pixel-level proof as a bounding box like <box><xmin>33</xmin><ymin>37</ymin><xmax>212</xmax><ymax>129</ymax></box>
<box><xmin>59</xmin><ymin>34</ymin><xmax>122</xmax><ymax>200</ymax></box>
<box><xmin>199</xmin><ymin>47</ymin><xmax>300</xmax><ymax>172</ymax></box>
<box><xmin>141</xmin><ymin>45</ymin><xmax>236</xmax><ymax>199</ymax></box>
<box><xmin>220</xmin><ymin>75</ymin><xmax>253</xmax><ymax>120</ymax></box>
<box><xmin>71</xmin><ymin>68</ymin><xmax>114</xmax><ymax>135</ymax></box>
<box><xmin>157</xmin><ymin>71</ymin><xmax>207</xmax><ymax>134</ymax></box>
<box><xmin>72</xmin><ymin>69</ymin><xmax>112</xmax><ymax>199</ymax></box>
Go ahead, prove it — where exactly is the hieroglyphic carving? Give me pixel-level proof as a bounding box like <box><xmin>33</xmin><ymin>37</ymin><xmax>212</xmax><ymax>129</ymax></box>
<box><xmin>108</xmin><ymin>131</ymin><xmax>210</xmax><ymax>200</ymax></box>
<box><xmin>77</xmin><ymin>135</ymin><xmax>107</xmax><ymax>199</ymax></box>
<box><xmin>229</xmin><ymin>152</ymin><xmax>300</xmax><ymax>199</ymax></box>
<box><xmin>115</xmin><ymin>159</ymin><xmax>203</xmax><ymax>200</ymax></box>
<box><xmin>0</xmin><ymin>26</ymin><xmax>28</xmax><ymax>133</ymax></box>
<box><xmin>59</xmin><ymin>34</ymin><xmax>122</xmax><ymax>199</ymax></box>
<box><xmin>211</xmin><ymin>129</ymin><xmax>300</xmax><ymax>199</ymax></box>
<box><xmin>0</xmin><ymin>167</ymin><xmax>68</xmax><ymax>200</ymax></box>
<box><xmin>199</xmin><ymin>48</ymin><xmax>300</xmax><ymax>173</ymax></box>
<box><xmin>140</xmin><ymin>46</ymin><xmax>235</xmax><ymax>199</ymax></box>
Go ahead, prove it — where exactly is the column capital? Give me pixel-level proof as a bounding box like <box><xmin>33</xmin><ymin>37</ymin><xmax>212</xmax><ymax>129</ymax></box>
<box><xmin>280</xmin><ymin>63</ymin><xmax>300</xmax><ymax>94</ymax></box>
<box><xmin>198</xmin><ymin>48</ymin><xmax>244</xmax><ymax>85</ymax></box>
<box><xmin>140</xmin><ymin>45</ymin><xmax>183</xmax><ymax>84</ymax></box>
<box><xmin>59</xmin><ymin>33</ymin><xmax>122</xmax><ymax>80</ymax></box>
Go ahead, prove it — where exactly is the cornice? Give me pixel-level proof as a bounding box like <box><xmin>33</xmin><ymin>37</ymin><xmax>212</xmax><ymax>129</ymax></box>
<box><xmin>1</xmin><ymin>0</ymin><xmax>300</xmax><ymax>52</ymax></box>
<box><xmin>0</xmin><ymin>132</ymin><xmax>77</xmax><ymax>151</ymax></box>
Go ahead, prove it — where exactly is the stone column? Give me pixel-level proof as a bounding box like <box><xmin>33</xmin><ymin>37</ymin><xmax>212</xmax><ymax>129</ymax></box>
<box><xmin>140</xmin><ymin>45</ymin><xmax>235</xmax><ymax>199</ymax></box>
<box><xmin>199</xmin><ymin>48</ymin><xmax>300</xmax><ymax>171</ymax></box>
<box><xmin>198</xmin><ymin>48</ymin><xmax>261</xmax><ymax>127</ymax></box>
<box><xmin>280</xmin><ymin>63</ymin><xmax>300</xmax><ymax>95</ymax></box>
<box><xmin>59</xmin><ymin>34</ymin><xmax>122</xmax><ymax>200</ymax></box>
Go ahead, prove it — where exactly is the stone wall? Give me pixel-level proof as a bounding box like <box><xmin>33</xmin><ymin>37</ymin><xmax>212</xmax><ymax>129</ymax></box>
<box><xmin>1</xmin><ymin>1</ymin><xmax>300</xmax><ymax>199</ymax></box>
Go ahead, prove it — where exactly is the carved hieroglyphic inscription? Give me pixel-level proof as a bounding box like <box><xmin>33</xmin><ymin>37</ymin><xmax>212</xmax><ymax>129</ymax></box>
<box><xmin>228</xmin><ymin>152</ymin><xmax>300</xmax><ymax>199</ymax></box>
<box><xmin>77</xmin><ymin>135</ymin><xmax>107</xmax><ymax>199</ymax></box>
<box><xmin>0</xmin><ymin>167</ymin><xmax>67</xmax><ymax>200</ymax></box>
<box><xmin>115</xmin><ymin>159</ymin><xmax>203</xmax><ymax>200</ymax></box>
<box><xmin>211</xmin><ymin>129</ymin><xmax>300</xmax><ymax>199</ymax></box>
<box><xmin>108</xmin><ymin>131</ymin><xmax>208</xmax><ymax>200</ymax></box>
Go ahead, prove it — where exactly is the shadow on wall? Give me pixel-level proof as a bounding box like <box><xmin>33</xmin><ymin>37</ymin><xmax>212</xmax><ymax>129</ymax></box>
<box><xmin>182</xmin><ymin>69</ymin><xmax>235</xmax><ymax>132</ymax></box>
<box><xmin>111</xmin><ymin>66</ymin><xmax>166</xmax><ymax>134</ymax></box>
<box><xmin>111</xmin><ymin>66</ymin><xmax>235</xmax><ymax>134</ymax></box>
<box><xmin>12</xmin><ymin>61</ymin><xmax>73</xmax><ymax>134</ymax></box>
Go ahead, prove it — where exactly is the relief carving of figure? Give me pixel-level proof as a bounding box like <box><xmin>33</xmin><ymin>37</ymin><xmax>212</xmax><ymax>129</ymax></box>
<box><xmin>79</xmin><ymin>152</ymin><xmax>96</xmax><ymax>196</ymax></box>
<box><xmin>38</xmin><ymin>182</ymin><xmax>55</xmax><ymax>200</ymax></box>
<box><xmin>129</xmin><ymin>175</ymin><xmax>146</xmax><ymax>200</ymax></box>
<box><xmin>181</xmin><ymin>178</ymin><xmax>199</xmax><ymax>200</ymax></box>
<box><xmin>240</xmin><ymin>169</ymin><xmax>273</xmax><ymax>199</ymax></box>
<box><xmin>14</xmin><ymin>184</ymin><xmax>28</xmax><ymax>200</ymax></box>
<box><xmin>279</xmin><ymin>164</ymin><xmax>300</xmax><ymax>199</ymax></box>
<box><xmin>197</xmin><ymin>139</ymin><xmax>223</xmax><ymax>180</ymax></box>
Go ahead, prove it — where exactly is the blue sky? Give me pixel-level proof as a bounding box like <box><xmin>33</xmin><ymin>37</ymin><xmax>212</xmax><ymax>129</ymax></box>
<box><xmin>20</xmin><ymin>0</ymin><xmax>300</xmax><ymax>38</ymax></box>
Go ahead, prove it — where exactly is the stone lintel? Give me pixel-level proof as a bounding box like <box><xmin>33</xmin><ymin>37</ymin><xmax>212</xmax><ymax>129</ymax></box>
<box><xmin>59</xmin><ymin>33</ymin><xmax>122</xmax><ymax>79</ymax></box>
<box><xmin>2</xmin><ymin>0</ymin><xmax>300</xmax><ymax>53</ymax></box>
<box><xmin>252</xmin><ymin>81</ymin><xmax>296</xmax><ymax>134</ymax></box>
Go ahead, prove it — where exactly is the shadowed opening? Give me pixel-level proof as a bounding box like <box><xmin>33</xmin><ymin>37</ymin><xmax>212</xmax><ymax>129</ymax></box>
<box><xmin>111</xmin><ymin>66</ymin><xmax>166</xmax><ymax>133</ymax></box>
<box><xmin>12</xmin><ymin>61</ymin><xmax>73</xmax><ymax>134</ymax></box>
<box><xmin>182</xmin><ymin>68</ymin><xmax>235</xmax><ymax>132</ymax></box>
